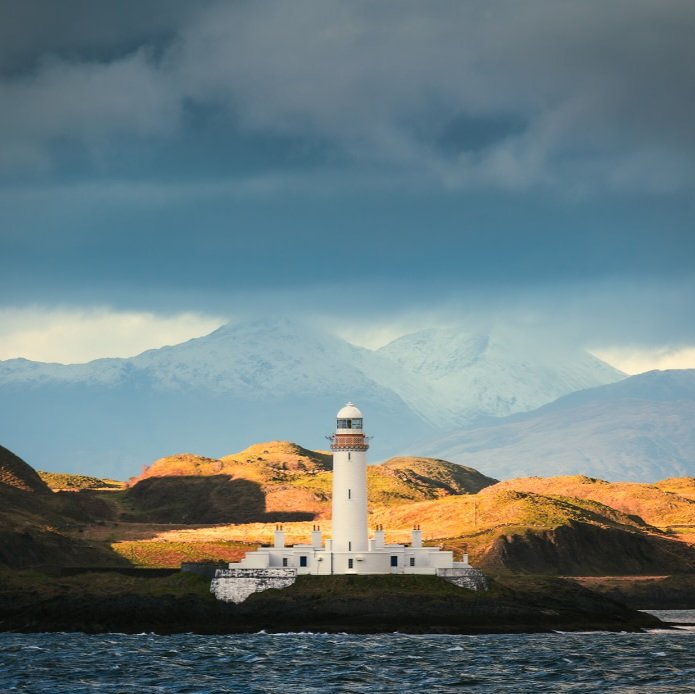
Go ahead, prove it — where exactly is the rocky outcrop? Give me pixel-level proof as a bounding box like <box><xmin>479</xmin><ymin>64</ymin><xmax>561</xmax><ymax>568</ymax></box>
<box><xmin>437</xmin><ymin>567</ymin><xmax>488</xmax><ymax>591</ymax></box>
<box><xmin>211</xmin><ymin>567</ymin><xmax>297</xmax><ymax>603</ymax></box>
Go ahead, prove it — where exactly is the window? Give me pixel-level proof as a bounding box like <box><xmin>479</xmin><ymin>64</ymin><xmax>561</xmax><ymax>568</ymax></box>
<box><xmin>348</xmin><ymin>558</ymin><xmax>354</xmax><ymax>569</ymax></box>
<box><xmin>409</xmin><ymin>557</ymin><xmax>415</xmax><ymax>567</ymax></box>
<box><xmin>351</xmin><ymin>418</ymin><xmax>363</xmax><ymax>429</ymax></box>
<box><xmin>348</xmin><ymin>541</ymin><xmax>352</xmax><ymax>551</ymax></box>
<box><xmin>282</xmin><ymin>557</ymin><xmax>288</xmax><ymax>567</ymax></box>
<box><xmin>390</xmin><ymin>556</ymin><xmax>398</xmax><ymax>567</ymax></box>
<box><xmin>299</xmin><ymin>556</ymin><xmax>308</xmax><ymax>567</ymax></box>
<box><xmin>348</xmin><ymin>488</ymin><xmax>351</xmax><ymax>499</ymax></box>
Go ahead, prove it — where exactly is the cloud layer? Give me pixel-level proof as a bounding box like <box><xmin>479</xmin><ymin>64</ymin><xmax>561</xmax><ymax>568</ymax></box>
<box><xmin>1</xmin><ymin>1</ymin><xmax>694</xmax><ymax>367</ymax></box>
<box><xmin>2</xmin><ymin>1</ymin><xmax>695</xmax><ymax>191</ymax></box>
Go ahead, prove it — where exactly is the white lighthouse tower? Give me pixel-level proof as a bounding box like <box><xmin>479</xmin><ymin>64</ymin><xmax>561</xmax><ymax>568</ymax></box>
<box><xmin>329</xmin><ymin>402</ymin><xmax>369</xmax><ymax>556</ymax></box>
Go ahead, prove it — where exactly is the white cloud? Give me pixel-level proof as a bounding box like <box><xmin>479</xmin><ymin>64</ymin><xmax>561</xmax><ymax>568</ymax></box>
<box><xmin>0</xmin><ymin>307</ymin><xmax>223</xmax><ymax>364</ymax></box>
<box><xmin>591</xmin><ymin>347</ymin><xmax>695</xmax><ymax>375</ymax></box>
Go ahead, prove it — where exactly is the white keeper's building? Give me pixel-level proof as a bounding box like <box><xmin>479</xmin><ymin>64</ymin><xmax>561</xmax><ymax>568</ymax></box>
<box><xmin>222</xmin><ymin>402</ymin><xmax>470</xmax><ymax>575</ymax></box>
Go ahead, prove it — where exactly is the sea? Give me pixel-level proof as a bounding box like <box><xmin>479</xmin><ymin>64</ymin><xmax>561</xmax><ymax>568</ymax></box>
<box><xmin>2</xmin><ymin>612</ymin><xmax>695</xmax><ymax>693</ymax></box>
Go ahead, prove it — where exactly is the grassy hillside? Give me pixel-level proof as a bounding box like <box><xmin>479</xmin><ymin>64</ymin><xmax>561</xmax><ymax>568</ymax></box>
<box><xmin>492</xmin><ymin>475</ymin><xmax>695</xmax><ymax>528</ymax></box>
<box><xmin>370</xmin><ymin>486</ymin><xmax>651</xmax><ymax>540</ymax></box>
<box><xmin>655</xmin><ymin>477</ymin><xmax>695</xmax><ymax>501</ymax></box>
<box><xmin>122</xmin><ymin>442</ymin><xmax>496</xmax><ymax>524</ymax></box>
<box><xmin>371</xmin><ymin>485</ymin><xmax>695</xmax><ymax>575</ymax></box>
<box><xmin>6</xmin><ymin>438</ymin><xmax>695</xmax><ymax>577</ymax></box>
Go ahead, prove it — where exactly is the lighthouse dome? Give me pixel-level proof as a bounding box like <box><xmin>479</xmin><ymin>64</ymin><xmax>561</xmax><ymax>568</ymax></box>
<box><xmin>337</xmin><ymin>402</ymin><xmax>362</xmax><ymax>419</ymax></box>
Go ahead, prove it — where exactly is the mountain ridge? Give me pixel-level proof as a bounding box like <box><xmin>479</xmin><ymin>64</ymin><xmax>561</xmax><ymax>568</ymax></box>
<box><xmin>0</xmin><ymin>318</ymin><xmax>624</xmax><ymax>478</ymax></box>
<box><xmin>421</xmin><ymin>369</ymin><xmax>695</xmax><ymax>481</ymax></box>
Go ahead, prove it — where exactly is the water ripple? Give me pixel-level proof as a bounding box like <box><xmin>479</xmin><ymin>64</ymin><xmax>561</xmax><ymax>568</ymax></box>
<box><xmin>2</xmin><ymin>630</ymin><xmax>695</xmax><ymax>692</ymax></box>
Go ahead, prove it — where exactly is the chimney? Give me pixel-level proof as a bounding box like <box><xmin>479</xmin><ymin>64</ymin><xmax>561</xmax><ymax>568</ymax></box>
<box><xmin>274</xmin><ymin>524</ymin><xmax>285</xmax><ymax>549</ymax></box>
<box><xmin>411</xmin><ymin>525</ymin><xmax>422</xmax><ymax>549</ymax></box>
<box><xmin>311</xmin><ymin>524</ymin><xmax>322</xmax><ymax>549</ymax></box>
<box><xmin>373</xmin><ymin>524</ymin><xmax>385</xmax><ymax>550</ymax></box>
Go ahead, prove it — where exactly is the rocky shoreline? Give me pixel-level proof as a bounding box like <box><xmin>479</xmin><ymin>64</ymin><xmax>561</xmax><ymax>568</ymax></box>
<box><xmin>0</xmin><ymin>571</ymin><xmax>664</xmax><ymax>635</ymax></box>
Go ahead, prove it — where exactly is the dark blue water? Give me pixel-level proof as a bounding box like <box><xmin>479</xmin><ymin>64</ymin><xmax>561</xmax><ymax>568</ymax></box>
<box><xmin>2</xmin><ymin>630</ymin><xmax>695</xmax><ymax>693</ymax></box>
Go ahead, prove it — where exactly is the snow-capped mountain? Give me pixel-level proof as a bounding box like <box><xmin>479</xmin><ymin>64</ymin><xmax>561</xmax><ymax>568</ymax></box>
<box><xmin>419</xmin><ymin>369</ymin><xmax>695</xmax><ymax>482</ymax></box>
<box><xmin>378</xmin><ymin>327</ymin><xmax>624</xmax><ymax>426</ymax></box>
<box><xmin>0</xmin><ymin>318</ymin><xmax>624</xmax><ymax>478</ymax></box>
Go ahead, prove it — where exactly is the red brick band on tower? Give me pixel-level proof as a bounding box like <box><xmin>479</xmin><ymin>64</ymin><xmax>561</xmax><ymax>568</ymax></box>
<box><xmin>329</xmin><ymin>433</ymin><xmax>370</xmax><ymax>451</ymax></box>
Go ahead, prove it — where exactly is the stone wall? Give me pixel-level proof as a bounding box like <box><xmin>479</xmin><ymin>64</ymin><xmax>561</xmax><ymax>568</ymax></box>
<box><xmin>210</xmin><ymin>567</ymin><xmax>298</xmax><ymax>604</ymax></box>
<box><xmin>436</xmin><ymin>567</ymin><xmax>488</xmax><ymax>591</ymax></box>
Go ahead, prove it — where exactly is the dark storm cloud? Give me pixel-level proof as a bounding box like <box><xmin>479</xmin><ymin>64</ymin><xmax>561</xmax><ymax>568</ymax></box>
<box><xmin>1</xmin><ymin>1</ymin><xmax>695</xmax><ymax>190</ymax></box>
<box><xmin>1</xmin><ymin>1</ymin><xmax>694</xmax><ymax>353</ymax></box>
<box><xmin>0</xmin><ymin>0</ymin><xmax>199</xmax><ymax>73</ymax></box>
<box><xmin>2</xmin><ymin>177</ymin><xmax>694</xmax><ymax>347</ymax></box>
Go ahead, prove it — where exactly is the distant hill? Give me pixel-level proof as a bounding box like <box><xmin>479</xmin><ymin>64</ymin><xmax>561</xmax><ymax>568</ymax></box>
<box><xmin>371</xmin><ymin>456</ymin><xmax>496</xmax><ymax>500</ymax></box>
<box><xmin>0</xmin><ymin>318</ymin><xmax>622</xmax><ymax>479</ymax></box>
<box><xmin>421</xmin><ymin>369</ymin><xmax>695</xmax><ymax>482</ymax></box>
<box><xmin>38</xmin><ymin>471</ymin><xmax>124</xmax><ymax>491</ymax></box>
<box><xmin>123</xmin><ymin>441</ymin><xmax>497</xmax><ymax>524</ymax></box>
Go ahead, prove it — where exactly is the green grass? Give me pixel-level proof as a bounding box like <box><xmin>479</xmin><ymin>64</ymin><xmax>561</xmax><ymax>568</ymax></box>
<box><xmin>0</xmin><ymin>568</ymin><xmax>213</xmax><ymax>599</ymax></box>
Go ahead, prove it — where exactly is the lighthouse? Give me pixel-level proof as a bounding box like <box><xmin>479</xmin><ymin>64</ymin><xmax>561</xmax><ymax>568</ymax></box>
<box><xmin>329</xmin><ymin>402</ymin><xmax>369</xmax><ymax>555</ymax></box>
<box><xmin>212</xmin><ymin>401</ymin><xmax>485</xmax><ymax>602</ymax></box>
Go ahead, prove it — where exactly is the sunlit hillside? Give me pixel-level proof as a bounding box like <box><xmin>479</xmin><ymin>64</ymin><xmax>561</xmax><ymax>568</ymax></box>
<box><xmin>5</xmin><ymin>439</ymin><xmax>695</xmax><ymax>575</ymax></box>
<box><xmin>492</xmin><ymin>476</ymin><xmax>695</xmax><ymax>528</ymax></box>
<box><xmin>123</xmin><ymin>441</ymin><xmax>496</xmax><ymax>523</ymax></box>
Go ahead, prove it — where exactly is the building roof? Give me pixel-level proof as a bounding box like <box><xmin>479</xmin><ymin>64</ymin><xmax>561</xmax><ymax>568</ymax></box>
<box><xmin>336</xmin><ymin>402</ymin><xmax>363</xmax><ymax>419</ymax></box>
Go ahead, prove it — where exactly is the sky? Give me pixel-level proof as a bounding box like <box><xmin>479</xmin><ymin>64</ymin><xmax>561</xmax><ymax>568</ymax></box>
<box><xmin>1</xmin><ymin>0</ymin><xmax>694</xmax><ymax>373</ymax></box>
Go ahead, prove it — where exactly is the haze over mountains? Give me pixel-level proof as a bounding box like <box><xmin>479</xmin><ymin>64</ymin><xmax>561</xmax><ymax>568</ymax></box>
<box><xmin>0</xmin><ymin>318</ymin><xmax>623</xmax><ymax>479</ymax></box>
<box><xmin>421</xmin><ymin>369</ymin><xmax>695</xmax><ymax>482</ymax></box>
